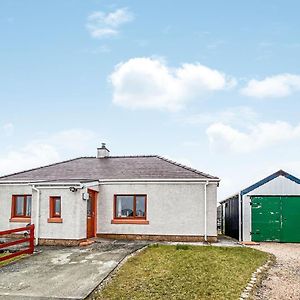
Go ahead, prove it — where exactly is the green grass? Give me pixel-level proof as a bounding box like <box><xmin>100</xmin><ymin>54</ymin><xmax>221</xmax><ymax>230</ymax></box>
<box><xmin>95</xmin><ymin>245</ymin><xmax>269</xmax><ymax>300</ymax></box>
<box><xmin>0</xmin><ymin>253</ymin><xmax>27</xmax><ymax>267</ymax></box>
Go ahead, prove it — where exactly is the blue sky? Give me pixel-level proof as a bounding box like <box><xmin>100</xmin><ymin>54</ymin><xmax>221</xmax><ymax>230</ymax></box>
<box><xmin>1</xmin><ymin>0</ymin><xmax>300</xmax><ymax>199</ymax></box>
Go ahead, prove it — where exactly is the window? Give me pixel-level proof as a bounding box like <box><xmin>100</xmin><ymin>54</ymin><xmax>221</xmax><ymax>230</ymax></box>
<box><xmin>48</xmin><ymin>196</ymin><xmax>62</xmax><ymax>223</ymax></box>
<box><xmin>112</xmin><ymin>195</ymin><xmax>148</xmax><ymax>224</ymax></box>
<box><xmin>11</xmin><ymin>195</ymin><xmax>32</xmax><ymax>221</ymax></box>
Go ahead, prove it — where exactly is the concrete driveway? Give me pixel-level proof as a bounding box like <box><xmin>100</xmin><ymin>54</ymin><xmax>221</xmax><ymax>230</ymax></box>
<box><xmin>250</xmin><ymin>243</ymin><xmax>300</xmax><ymax>300</ymax></box>
<box><xmin>0</xmin><ymin>239</ymin><xmax>148</xmax><ymax>300</ymax></box>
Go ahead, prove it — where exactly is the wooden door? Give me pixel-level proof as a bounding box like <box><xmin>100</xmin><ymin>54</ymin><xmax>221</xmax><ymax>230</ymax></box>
<box><xmin>281</xmin><ymin>196</ymin><xmax>300</xmax><ymax>242</ymax></box>
<box><xmin>87</xmin><ymin>190</ymin><xmax>97</xmax><ymax>238</ymax></box>
<box><xmin>251</xmin><ymin>196</ymin><xmax>281</xmax><ymax>242</ymax></box>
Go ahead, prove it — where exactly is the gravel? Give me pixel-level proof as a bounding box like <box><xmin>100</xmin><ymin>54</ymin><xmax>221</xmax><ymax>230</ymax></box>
<box><xmin>250</xmin><ymin>243</ymin><xmax>300</xmax><ymax>300</ymax></box>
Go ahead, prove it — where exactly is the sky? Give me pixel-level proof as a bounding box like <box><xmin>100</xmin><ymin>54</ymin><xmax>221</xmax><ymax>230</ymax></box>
<box><xmin>1</xmin><ymin>0</ymin><xmax>300</xmax><ymax>200</ymax></box>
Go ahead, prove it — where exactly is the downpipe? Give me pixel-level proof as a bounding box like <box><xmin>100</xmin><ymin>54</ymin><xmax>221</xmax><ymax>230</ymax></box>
<box><xmin>31</xmin><ymin>185</ymin><xmax>40</xmax><ymax>246</ymax></box>
<box><xmin>204</xmin><ymin>181</ymin><xmax>209</xmax><ymax>243</ymax></box>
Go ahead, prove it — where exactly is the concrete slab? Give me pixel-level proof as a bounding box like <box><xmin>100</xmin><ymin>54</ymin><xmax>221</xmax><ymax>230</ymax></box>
<box><xmin>0</xmin><ymin>240</ymin><xmax>148</xmax><ymax>300</ymax></box>
<box><xmin>162</xmin><ymin>235</ymin><xmax>242</xmax><ymax>247</ymax></box>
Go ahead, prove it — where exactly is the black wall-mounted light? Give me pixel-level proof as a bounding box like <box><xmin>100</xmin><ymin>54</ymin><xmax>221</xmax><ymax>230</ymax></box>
<box><xmin>69</xmin><ymin>187</ymin><xmax>78</xmax><ymax>192</ymax></box>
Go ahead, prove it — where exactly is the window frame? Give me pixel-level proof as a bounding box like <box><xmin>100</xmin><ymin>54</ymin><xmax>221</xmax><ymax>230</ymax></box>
<box><xmin>113</xmin><ymin>194</ymin><xmax>148</xmax><ymax>224</ymax></box>
<box><xmin>48</xmin><ymin>196</ymin><xmax>63</xmax><ymax>223</ymax></box>
<box><xmin>11</xmin><ymin>195</ymin><xmax>32</xmax><ymax>221</ymax></box>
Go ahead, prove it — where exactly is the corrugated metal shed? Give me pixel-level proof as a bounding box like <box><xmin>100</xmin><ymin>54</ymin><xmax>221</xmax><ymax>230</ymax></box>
<box><xmin>220</xmin><ymin>170</ymin><xmax>300</xmax><ymax>242</ymax></box>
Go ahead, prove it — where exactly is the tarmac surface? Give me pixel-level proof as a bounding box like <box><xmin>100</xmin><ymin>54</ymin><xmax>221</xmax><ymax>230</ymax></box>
<box><xmin>0</xmin><ymin>239</ymin><xmax>148</xmax><ymax>300</ymax></box>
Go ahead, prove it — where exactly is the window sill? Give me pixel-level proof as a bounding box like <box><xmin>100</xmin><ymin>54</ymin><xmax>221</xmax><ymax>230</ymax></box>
<box><xmin>48</xmin><ymin>218</ymin><xmax>63</xmax><ymax>223</ymax></box>
<box><xmin>10</xmin><ymin>217</ymin><xmax>31</xmax><ymax>223</ymax></box>
<box><xmin>111</xmin><ymin>219</ymin><xmax>149</xmax><ymax>225</ymax></box>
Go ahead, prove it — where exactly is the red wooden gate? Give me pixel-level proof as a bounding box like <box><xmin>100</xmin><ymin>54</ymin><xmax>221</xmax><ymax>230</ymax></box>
<box><xmin>0</xmin><ymin>224</ymin><xmax>35</xmax><ymax>262</ymax></box>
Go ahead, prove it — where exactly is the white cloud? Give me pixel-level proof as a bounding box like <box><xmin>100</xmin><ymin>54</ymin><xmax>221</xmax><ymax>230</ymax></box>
<box><xmin>1</xmin><ymin>123</ymin><xmax>14</xmax><ymax>136</ymax></box>
<box><xmin>110</xmin><ymin>57</ymin><xmax>236</xmax><ymax>111</ymax></box>
<box><xmin>89</xmin><ymin>28</ymin><xmax>118</xmax><ymax>38</ymax></box>
<box><xmin>86</xmin><ymin>8</ymin><xmax>134</xmax><ymax>38</ymax></box>
<box><xmin>185</xmin><ymin>106</ymin><xmax>257</xmax><ymax>125</ymax></box>
<box><xmin>0</xmin><ymin>143</ymin><xmax>60</xmax><ymax>177</ymax></box>
<box><xmin>207</xmin><ymin>121</ymin><xmax>300</xmax><ymax>153</ymax></box>
<box><xmin>0</xmin><ymin>129</ymin><xmax>98</xmax><ymax>176</ymax></box>
<box><xmin>241</xmin><ymin>74</ymin><xmax>300</xmax><ymax>98</ymax></box>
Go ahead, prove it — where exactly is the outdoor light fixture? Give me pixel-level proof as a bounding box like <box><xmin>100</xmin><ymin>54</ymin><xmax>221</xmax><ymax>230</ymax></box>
<box><xmin>82</xmin><ymin>192</ymin><xmax>89</xmax><ymax>201</ymax></box>
<box><xmin>69</xmin><ymin>187</ymin><xmax>78</xmax><ymax>192</ymax></box>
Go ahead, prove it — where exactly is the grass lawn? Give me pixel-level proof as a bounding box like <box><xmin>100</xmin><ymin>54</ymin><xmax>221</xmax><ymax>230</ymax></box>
<box><xmin>94</xmin><ymin>244</ymin><xmax>269</xmax><ymax>300</ymax></box>
<box><xmin>0</xmin><ymin>253</ymin><xmax>27</xmax><ymax>267</ymax></box>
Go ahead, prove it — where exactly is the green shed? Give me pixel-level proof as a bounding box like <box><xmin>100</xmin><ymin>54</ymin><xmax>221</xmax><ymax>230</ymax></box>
<box><xmin>220</xmin><ymin>170</ymin><xmax>300</xmax><ymax>242</ymax></box>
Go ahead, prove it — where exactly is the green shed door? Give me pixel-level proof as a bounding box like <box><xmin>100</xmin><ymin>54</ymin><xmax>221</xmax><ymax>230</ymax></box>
<box><xmin>281</xmin><ymin>197</ymin><xmax>300</xmax><ymax>242</ymax></box>
<box><xmin>251</xmin><ymin>197</ymin><xmax>281</xmax><ymax>242</ymax></box>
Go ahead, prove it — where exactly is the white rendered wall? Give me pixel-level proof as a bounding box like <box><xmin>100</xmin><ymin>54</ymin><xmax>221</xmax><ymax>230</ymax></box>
<box><xmin>37</xmin><ymin>188</ymin><xmax>85</xmax><ymax>240</ymax></box>
<box><xmin>98</xmin><ymin>182</ymin><xmax>218</xmax><ymax>237</ymax></box>
<box><xmin>1</xmin><ymin>182</ymin><xmax>218</xmax><ymax>240</ymax></box>
<box><xmin>0</xmin><ymin>185</ymin><xmax>32</xmax><ymax>231</ymax></box>
<box><xmin>0</xmin><ymin>185</ymin><xmax>85</xmax><ymax>240</ymax></box>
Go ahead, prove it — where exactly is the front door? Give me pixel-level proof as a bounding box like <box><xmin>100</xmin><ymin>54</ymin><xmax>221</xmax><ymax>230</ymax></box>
<box><xmin>87</xmin><ymin>189</ymin><xmax>97</xmax><ymax>238</ymax></box>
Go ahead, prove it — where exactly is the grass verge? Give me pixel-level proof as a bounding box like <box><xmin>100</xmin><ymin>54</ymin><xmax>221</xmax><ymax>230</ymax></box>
<box><xmin>94</xmin><ymin>245</ymin><xmax>269</xmax><ymax>300</ymax></box>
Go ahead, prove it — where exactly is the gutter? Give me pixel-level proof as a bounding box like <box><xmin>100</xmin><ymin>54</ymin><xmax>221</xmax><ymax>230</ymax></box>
<box><xmin>0</xmin><ymin>178</ymin><xmax>220</xmax><ymax>185</ymax></box>
<box><xmin>0</xmin><ymin>181</ymin><xmax>82</xmax><ymax>186</ymax></box>
<box><xmin>31</xmin><ymin>185</ymin><xmax>40</xmax><ymax>246</ymax></box>
<box><xmin>98</xmin><ymin>178</ymin><xmax>220</xmax><ymax>183</ymax></box>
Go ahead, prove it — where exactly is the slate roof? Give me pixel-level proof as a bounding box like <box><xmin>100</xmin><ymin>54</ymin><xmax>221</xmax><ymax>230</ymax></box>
<box><xmin>0</xmin><ymin>155</ymin><xmax>219</xmax><ymax>182</ymax></box>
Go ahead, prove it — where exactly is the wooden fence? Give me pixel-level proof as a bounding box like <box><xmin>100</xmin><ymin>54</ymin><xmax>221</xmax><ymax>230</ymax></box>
<box><xmin>0</xmin><ymin>224</ymin><xmax>35</xmax><ymax>262</ymax></box>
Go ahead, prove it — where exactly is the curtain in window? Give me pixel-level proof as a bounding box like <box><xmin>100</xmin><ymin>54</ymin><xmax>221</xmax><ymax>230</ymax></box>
<box><xmin>16</xmin><ymin>196</ymin><xmax>24</xmax><ymax>216</ymax></box>
<box><xmin>116</xmin><ymin>196</ymin><xmax>134</xmax><ymax>217</ymax></box>
<box><xmin>26</xmin><ymin>196</ymin><xmax>32</xmax><ymax>216</ymax></box>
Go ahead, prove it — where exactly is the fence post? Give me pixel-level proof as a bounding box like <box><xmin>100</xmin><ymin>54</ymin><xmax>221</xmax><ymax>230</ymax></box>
<box><xmin>29</xmin><ymin>224</ymin><xmax>35</xmax><ymax>254</ymax></box>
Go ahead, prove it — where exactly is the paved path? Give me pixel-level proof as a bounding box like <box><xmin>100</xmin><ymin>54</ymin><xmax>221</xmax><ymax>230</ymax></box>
<box><xmin>251</xmin><ymin>243</ymin><xmax>300</xmax><ymax>300</ymax></box>
<box><xmin>0</xmin><ymin>240</ymin><xmax>147</xmax><ymax>300</ymax></box>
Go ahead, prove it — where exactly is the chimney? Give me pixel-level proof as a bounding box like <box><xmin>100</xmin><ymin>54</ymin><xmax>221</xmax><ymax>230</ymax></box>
<box><xmin>97</xmin><ymin>143</ymin><xmax>110</xmax><ymax>158</ymax></box>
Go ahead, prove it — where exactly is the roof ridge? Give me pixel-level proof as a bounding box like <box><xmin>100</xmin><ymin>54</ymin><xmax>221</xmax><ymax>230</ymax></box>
<box><xmin>0</xmin><ymin>157</ymin><xmax>90</xmax><ymax>180</ymax></box>
<box><xmin>108</xmin><ymin>155</ymin><xmax>157</xmax><ymax>158</ymax></box>
<box><xmin>155</xmin><ymin>155</ymin><xmax>219</xmax><ymax>179</ymax></box>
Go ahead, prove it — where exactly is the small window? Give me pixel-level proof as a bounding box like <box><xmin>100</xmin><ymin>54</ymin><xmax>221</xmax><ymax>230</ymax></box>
<box><xmin>49</xmin><ymin>196</ymin><xmax>61</xmax><ymax>218</ymax></box>
<box><xmin>114</xmin><ymin>195</ymin><xmax>147</xmax><ymax>219</ymax></box>
<box><xmin>12</xmin><ymin>195</ymin><xmax>32</xmax><ymax>218</ymax></box>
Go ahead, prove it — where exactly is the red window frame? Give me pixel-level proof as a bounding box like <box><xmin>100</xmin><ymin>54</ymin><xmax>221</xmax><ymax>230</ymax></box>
<box><xmin>113</xmin><ymin>194</ymin><xmax>147</xmax><ymax>220</ymax></box>
<box><xmin>49</xmin><ymin>196</ymin><xmax>61</xmax><ymax>218</ymax></box>
<box><xmin>11</xmin><ymin>195</ymin><xmax>32</xmax><ymax>219</ymax></box>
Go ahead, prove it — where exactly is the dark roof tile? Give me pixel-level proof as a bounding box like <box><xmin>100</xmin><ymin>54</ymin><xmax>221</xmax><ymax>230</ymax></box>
<box><xmin>0</xmin><ymin>155</ymin><xmax>219</xmax><ymax>182</ymax></box>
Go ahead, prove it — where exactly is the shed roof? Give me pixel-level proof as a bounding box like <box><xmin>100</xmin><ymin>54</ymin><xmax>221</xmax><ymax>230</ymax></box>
<box><xmin>220</xmin><ymin>170</ymin><xmax>300</xmax><ymax>204</ymax></box>
<box><xmin>0</xmin><ymin>155</ymin><xmax>219</xmax><ymax>182</ymax></box>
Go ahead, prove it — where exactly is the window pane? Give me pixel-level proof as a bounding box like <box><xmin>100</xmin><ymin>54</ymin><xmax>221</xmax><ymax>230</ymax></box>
<box><xmin>54</xmin><ymin>198</ymin><xmax>61</xmax><ymax>215</ymax></box>
<box><xmin>15</xmin><ymin>196</ymin><xmax>24</xmax><ymax>216</ymax></box>
<box><xmin>26</xmin><ymin>196</ymin><xmax>32</xmax><ymax>217</ymax></box>
<box><xmin>87</xmin><ymin>197</ymin><xmax>92</xmax><ymax>217</ymax></box>
<box><xmin>116</xmin><ymin>196</ymin><xmax>134</xmax><ymax>218</ymax></box>
<box><xmin>136</xmin><ymin>196</ymin><xmax>146</xmax><ymax>217</ymax></box>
